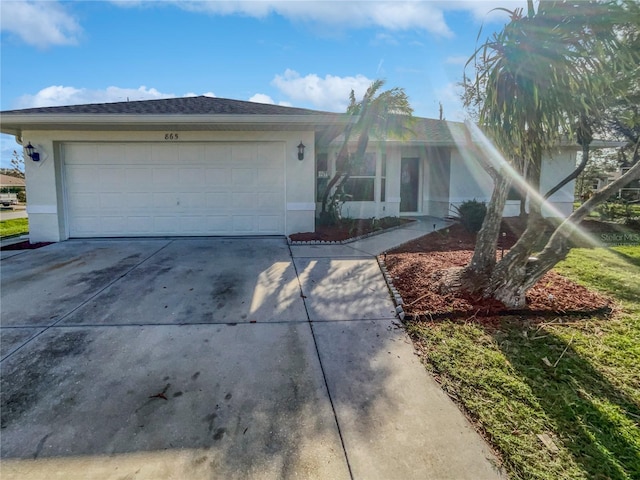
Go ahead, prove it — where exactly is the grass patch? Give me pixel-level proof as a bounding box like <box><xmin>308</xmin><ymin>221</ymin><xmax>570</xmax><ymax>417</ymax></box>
<box><xmin>0</xmin><ymin>218</ymin><xmax>29</xmax><ymax>238</ymax></box>
<box><xmin>407</xmin><ymin>245</ymin><xmax>640</xmax><ymax>480</ymax></box>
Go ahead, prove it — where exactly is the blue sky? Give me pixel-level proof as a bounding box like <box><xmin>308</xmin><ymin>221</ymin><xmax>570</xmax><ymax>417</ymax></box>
<box><xmin>0</xmin><ymin>0</ymin><xmax>524</xmax><ymax>168</ymax></box>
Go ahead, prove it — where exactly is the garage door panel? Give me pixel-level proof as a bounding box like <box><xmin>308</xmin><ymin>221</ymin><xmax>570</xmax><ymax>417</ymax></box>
<box><xmin>259</xmin><ymin>216</ymin><xmax>281</xmax><ymax>233</ymax></box>
<box><xmin>154</xmin><ymin>217</ymin><xmax>179</xmax><ymax>233</ymax></box>
<box><xmin>179</xmin><ymin>168</ymin><xmax>205</xmax><ymax>187</ymax></box>
<box><xmin>97</xmin><ymin>144</ymin><xmax>126</xmax><ymax>163</ymax></box>
<box><xmin>259</xmin><ymin>192</ymin><xmax>281</xmax><ymax>209</ymax></box>
<box><xmin>72</xmin><ymin>216</ymin><xmax>101</xmax><ymax>234</ymax></box>
<box><xmin>124</xmin><ymin>144</ymin><xmax>152</xmax><ymax>163</ymax></box>
<box><xmin>232</xmin><ymin>144</ymin><xmax>257</xmax><ymax>163</ymax></box>
<box><xmin>64</xmin><ymin>144</ymin><xmax>97</xmax><ymax>164</ymax></box>
<box><xmin>233</xmin><ymin>192</ymin><xmax>257</xmax><ymax>209</ymax></box>
<box><xmin>232</xmin><ymin>168</ymin><xmax>256</xmax><ymax>186</ymax></box>
<box><xmin>233</xmin><ymin>216</ymin><xmax>257</xmax><ymax>232</ymax></box>
<box><xmin>178</xmin><ymin>216</ymin><xmax>206</xmax><ymax>233</ymax></box>
<box><xmin>100</xmin><ymin>193</ymin><xmax>127</xmax><ymax>209</ymax></box>
<box><xmin>101</xmin><ymin>216</ymin><xmax>127</xmax><ymax>233</ymax></box>
<box><xmin>126</xmin><ymin>168</ymin><xmax>151</xmax><ymax>190</ymax></box>
<box><xmin>259</xmin><ymin>168</ymin><xmax>281</xmax><ymax>187</ymax></box>
<box><xmin>205</xmin><ymin>192</ymin><xmax>228</xmax><ymax>207</ymax></box>
<box><xmin>126</xmin><ymin>192</ymin><xmax>153</xmax><ymax>206</ymax></box>
<box><xmin>178</xmin><ymin>144</ymin><xmax>204</xmax><ymax>163</ymax></box>
<box><xmin>152</xmin><ymin>168</ymin><xmax>174</xmax><ymax>186</ymax></box>
<box><xmin>66</xmin><ymin>166</ymin><xmax>97</xmax><ymax>188</ymax></box>
<box><xmin>64</xmin><ymin>142</ymin><xmax>285</xmax><ymax>237</ymax></box>
<box><xmin>206</xmin><ymin>168</ymin><xmax>230</xmax><ymax>185</ymax></box>
<box><xmin>258</xmin><ymin>142</ymin><xmax>284</xmax><ymax>160</ymax></box>
<box><xmin>152</xmin><ymin>192</ymin><xmax>178</xmax><ymax>208</ymax></box>
<box><xmin>152</xmin><ymin>144</ymin><xmax>179</xmax><ymax>164</ymax></box>
<box><xmin>179</xmin><ymin>192</ymin><xmax>204</xmax><ymax>208</ymax></box>
<box><xmin>205</xmin><ymin>144</ymin><xmax>232</xmax><ymax>160</ymax></box>
<box><xmin>68</xmin><ymin>192</ymin><xmax>100</xmax><ymax>210</ymax></box>
<box><xmin>127</xmin><ymin>217</ymin><xmax>153</xmax><ymax>233</ymax></box>
<box><xmin>206</xmin><ymin>216</ymin><xmax>231</xmax><ymax>233</ymax></box>
<box><xmin>99</xmin><ymin>168</ymin><xmax>124</xmax><ymax>190</ymax></box>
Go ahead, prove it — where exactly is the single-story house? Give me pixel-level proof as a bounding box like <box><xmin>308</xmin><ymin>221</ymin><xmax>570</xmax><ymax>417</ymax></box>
<box><xmin>0</xmin><ymin>173</ymin><xmax>26</xmax><ymax>193</ymax></box>
<box><xmin>595</xmin><ymin>165</ymin><xmax>640</xmax><ymax>202</ymax></box>
<box><xmin>0</xmin><ymin>96</ymin><xmax>579</xmax><ymax>243</ymax></box>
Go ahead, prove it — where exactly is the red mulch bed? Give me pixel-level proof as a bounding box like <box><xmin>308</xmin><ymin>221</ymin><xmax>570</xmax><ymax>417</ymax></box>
<box><xmin>289</xmin><ymin>217</ymin><xmax>414</xmax><ymax>242</ymax></box>
<box><xmin>383</xmin><ymin>221</ymin><xmax>617</xmax><ymax>320</ymax></box>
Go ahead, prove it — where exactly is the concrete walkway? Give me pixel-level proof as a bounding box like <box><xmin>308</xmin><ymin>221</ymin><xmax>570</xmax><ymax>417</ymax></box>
<box><xmin>0</xmin><ymin>219</ymin><xmax>504</xmax><ymax>479</ymax></box>
<box><xmin>290</xmin><ymin>217</ymin><xmax>504</xmax><ymax>479</ymax></box>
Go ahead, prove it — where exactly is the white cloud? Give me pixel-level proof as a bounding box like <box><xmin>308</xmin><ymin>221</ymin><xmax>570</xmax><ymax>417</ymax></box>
<box><xmin>134</xmin><ymin>1</ymin><xmax>455</xmax><ymax>37</ymax></box>
<box><xmin>0</xmin><ymin>0</ymin><xmax>82</xmax><ymax>49</ymax></box>
<box><xmin>185</xmin><ymin>91</ymin><xmax>216</xmax><ymax>98</ymax></box>
<box><xmin>5</xmin><ymin>0</ymin><xmax>523</xmax><ymax>52</ymax></box>
<box><xmin>272</xmin><ymin>69</ymin><xmax>373</xmax><ymax>112</ymax></box>
<box><xmin>248</xmin><ymin>93</ymin><xmax>293</xmax><ymax>107</ymax></box>
<box><xmin>109</xmin><ymin>1</ymin><xmax>526</xmax><ymax>39</ymax></box>
<box><xmin>14</xmin><ymin>85</ymin><xmax>177</xmax><ymax>108</ymax></box>
<box><xmin>249</xmin><ymin>93</ymin><xmax>276</xmax><ymax>104</ymax></box>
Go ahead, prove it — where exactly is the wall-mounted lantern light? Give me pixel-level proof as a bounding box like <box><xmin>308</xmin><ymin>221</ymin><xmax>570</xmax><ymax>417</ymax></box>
<box><xmin>297</xmin><ymin>142</ymin><xmax>305</xmax><ymax>161</ymax></box>
<box><xmin>25</xmin><ymin>142</ymin><xmax>40</xmax><ymax>162</ymax></box>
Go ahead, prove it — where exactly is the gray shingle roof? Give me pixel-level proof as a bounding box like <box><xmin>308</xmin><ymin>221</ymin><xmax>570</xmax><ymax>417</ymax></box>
<box><xmin>1</xmin><ymin>96</ymin><xmax>335</xmax><ymax>116</ymax></box>
<box><xmin>408</xmin><ymin>118</ymin><xmax>465</xmax><ymax>144</ymax></box>
<box><xmin>1</xmin><ymin>96</ymin><xmax>468</xmax><ymax>145</ymax></box>
<box><xmin>330</xmin><ymin>117</ymin><xmax>466</xmax><ymax>145</ymax></box>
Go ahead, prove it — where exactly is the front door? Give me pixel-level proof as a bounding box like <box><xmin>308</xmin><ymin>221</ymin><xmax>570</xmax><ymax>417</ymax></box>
<box><xmin>400</xmin><ymin>157</ymin><xmax>419</xmax><ymax>212</ymax></box>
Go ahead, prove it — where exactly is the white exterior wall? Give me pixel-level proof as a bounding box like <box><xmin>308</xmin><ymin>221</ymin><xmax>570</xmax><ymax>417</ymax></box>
<box><xmin>540</xmin><ymin>149</ymin><xmax>577</xmax><ymax>218</ymax></box>
<box><xmin>448</xmin><ymin>148</ymin><xmax>493</xmax><ymax>213</ymax></box>
<box><xmin>448</xmin><ymin>147</ymin><xmax>577</xmax><ymax>219</ymax></box>
<box><xmin>22</xmin><ymin>129</ymin><xmax>315</xmax><ymax>242</ymax></box>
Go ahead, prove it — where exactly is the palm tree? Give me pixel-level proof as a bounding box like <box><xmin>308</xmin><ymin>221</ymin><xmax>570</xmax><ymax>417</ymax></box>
<box><xmin>456</xmin><ymin>0</ymin><xmax>639</xmax><ymax>308</ymax></box>
<box><xmin>320</xmin><ymin>80</ymin><xmax>413</xmax><ymax>223</ymax></box>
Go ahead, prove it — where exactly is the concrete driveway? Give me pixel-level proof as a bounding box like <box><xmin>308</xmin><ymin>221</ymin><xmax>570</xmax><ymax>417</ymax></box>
<box><xmin>1</xmin><ymin>237</ymin><xmax>503</xmax><ymax>479</ymax></box>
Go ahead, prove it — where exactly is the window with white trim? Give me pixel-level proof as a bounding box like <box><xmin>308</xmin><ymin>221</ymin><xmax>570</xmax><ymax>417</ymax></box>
<box><xmin>343</xmin><ymin>152</ymin><xmax>376</xmax><ymax>201</ymax></box>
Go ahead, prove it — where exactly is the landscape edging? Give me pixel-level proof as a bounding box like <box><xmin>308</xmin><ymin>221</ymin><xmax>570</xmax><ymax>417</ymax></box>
<box><xmin>287</xmin><ymin>221</ymin><xmax>414</xmax><ymax>246</ymax></box>
<box><xmin>377</xmin><ymin>254</ymin><xmax>406</xmax><ymax>321</ymax></box>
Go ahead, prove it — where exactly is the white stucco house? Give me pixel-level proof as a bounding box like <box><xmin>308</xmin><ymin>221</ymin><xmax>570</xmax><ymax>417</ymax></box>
<box><xmin>0</xmin><ymin>96</ymin><xmax>579</xmax><ymax>243</ymax></box>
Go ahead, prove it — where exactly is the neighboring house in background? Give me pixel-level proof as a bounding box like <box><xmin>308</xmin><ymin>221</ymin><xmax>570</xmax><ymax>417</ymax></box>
<box><xmin>0</xmin><ymin>173</ymin><xmax>26</xmax><ymax>206</ymax></box>
<box><xmin>595</xmin><ymin>165</ymin><xmax>640</xmax><ymax>202</ymax></box>
<box><xmin>1</xmin><ymin>96</ymin><xmax>581</xmax><ymax>243</ymax></box>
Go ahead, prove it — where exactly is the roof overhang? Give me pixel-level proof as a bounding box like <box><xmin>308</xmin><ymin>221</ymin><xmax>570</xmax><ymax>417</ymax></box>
<box><xmin>0</xmin><ymin>113</ymin><xmax>351</xmax><ymax>139</ymax></box>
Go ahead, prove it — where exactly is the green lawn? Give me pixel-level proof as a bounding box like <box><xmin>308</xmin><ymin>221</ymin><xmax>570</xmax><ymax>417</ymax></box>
<box><xmin>406</xmin><ymin>245</ymin><xmax>640</xmax><ymax>480</ymax></box>
<box><xmin>0</xmin><ymin>218</ymin><xmax>29</xmax><ymax>238</ymax></box>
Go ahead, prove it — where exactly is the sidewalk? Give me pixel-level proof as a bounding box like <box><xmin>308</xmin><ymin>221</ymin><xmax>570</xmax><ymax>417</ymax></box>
<box><xmin>290</xmin><ymin>216</ymin><xmax>505</xmax><ymax>479</ymax></box>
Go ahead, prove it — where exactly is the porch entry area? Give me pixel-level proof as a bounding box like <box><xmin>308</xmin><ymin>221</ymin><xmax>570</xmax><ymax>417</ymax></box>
<box><xmin>400</xmin><ymin>157</ymin><xmax>420</xmax><ymax>213</ymax></box>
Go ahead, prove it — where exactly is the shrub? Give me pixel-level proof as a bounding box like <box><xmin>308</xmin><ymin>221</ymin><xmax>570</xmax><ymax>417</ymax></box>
<box><xmin>453</xmin><ymin>199</ymin><xmax>487</xmax><ymax>233</ymax></box>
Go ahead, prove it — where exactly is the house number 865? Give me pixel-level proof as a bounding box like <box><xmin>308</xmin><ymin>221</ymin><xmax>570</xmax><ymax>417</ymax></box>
<box><xmin>164</xmin><ymin>133</ymin><xmax>179</xmax><ymax>140</ymax></box>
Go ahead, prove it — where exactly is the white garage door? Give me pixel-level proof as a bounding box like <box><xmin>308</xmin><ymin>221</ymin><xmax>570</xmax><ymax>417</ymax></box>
<box><xmin>63</xmin><ymin>142</ymin><xmax>285</xmax><ymax>237</ymax></box>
